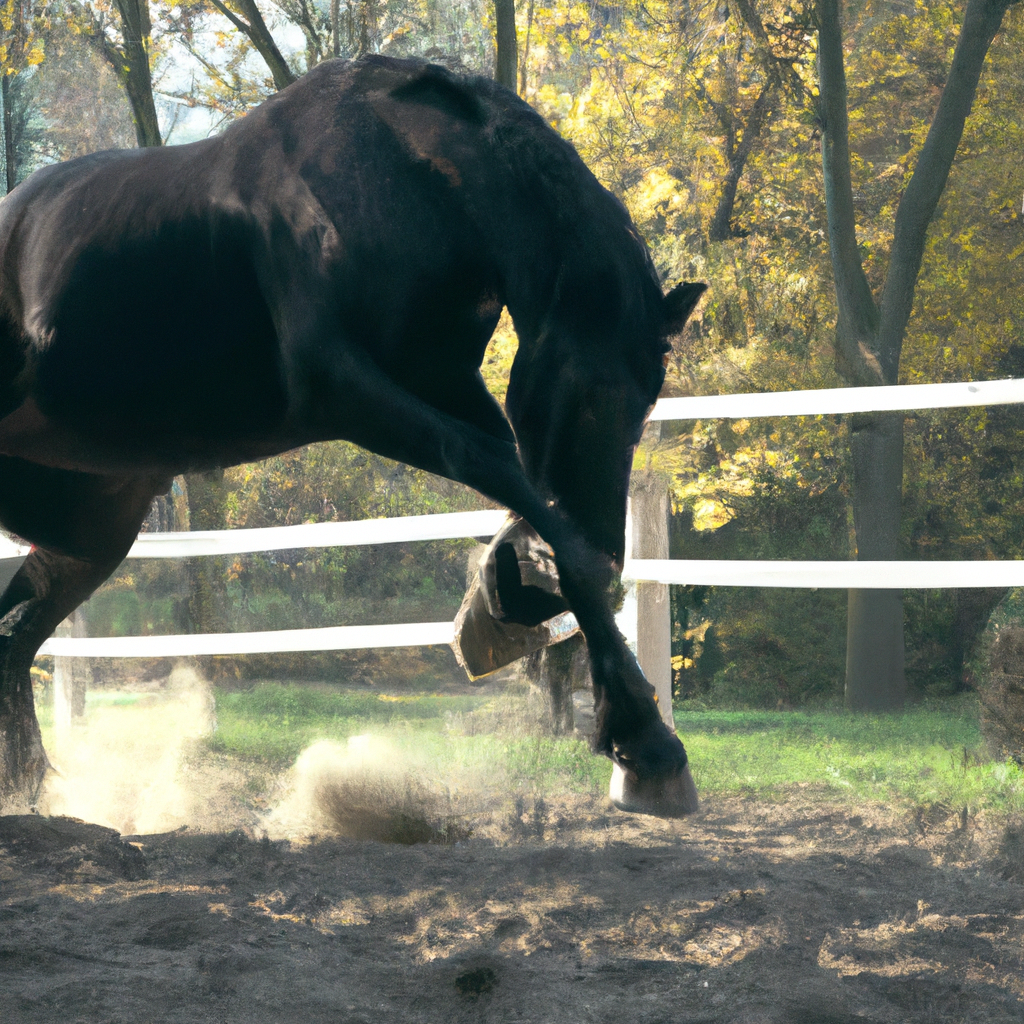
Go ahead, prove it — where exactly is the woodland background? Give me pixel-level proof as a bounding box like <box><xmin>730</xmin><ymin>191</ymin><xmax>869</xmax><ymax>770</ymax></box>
<box><xmin>6</xmin><ymin>0</ymin><xmax>1024</xmax><ymax>705</ymax></box>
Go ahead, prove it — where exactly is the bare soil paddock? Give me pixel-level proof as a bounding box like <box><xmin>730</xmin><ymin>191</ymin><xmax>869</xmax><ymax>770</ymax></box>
<box><xmin>2</xmin><ymin>793</ymin><xmax>1023</xmax><ymax>1024</ymax></box>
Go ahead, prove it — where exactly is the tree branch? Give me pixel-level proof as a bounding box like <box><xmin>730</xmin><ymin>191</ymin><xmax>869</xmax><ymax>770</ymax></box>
<box><xmin>816</xmin><ymin>0</ymin><xmax>881</xmax><ymax>385</ymax></box>
<box><xmin>208</xmin><ymin>0</ymin><xmax>252</xmax><ymax>37</ymax></box>
<box><xmin>732</xmin><ymin>0</ymin><xmax>811</xmax><ymax>102</ymax></box>
<box><xmin>709</xmin><ymin>78</ymin><xmax>778</xmax><ymax>241</ymax></box>
<box><xmin>877</xmin><ymin>0</ymin><xmax>1018</xmax><ymax>379</ymax></box>
<box><xmin>208</xmin><ymin>0</ymin><xmax>296</xmax><ymax>90</ymax></box>
<box><xmin>294</xmin><ymin>0</ymin><xmax>325</xmax><ymax>64</ymax></box>
<box><xmin>692</xmin><ymin>74</ymin><xmax>735</xmax><ymax>144</ymax></box>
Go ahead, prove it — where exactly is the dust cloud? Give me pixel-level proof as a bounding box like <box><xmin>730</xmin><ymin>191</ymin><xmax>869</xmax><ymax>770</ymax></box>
<box><xmin>34</xmin><ymin>672</ymin><xmax>490</xmax><ymax>843</ymax></box>
<box><xmin>266</xmin><ymin>736</ymin><xmax>477</xmax><ymax>844</ymax></box>
<box><xmin>40</xmin><ymin>664</ymin><xmax>216</xmax><ymax>835</ymax></box>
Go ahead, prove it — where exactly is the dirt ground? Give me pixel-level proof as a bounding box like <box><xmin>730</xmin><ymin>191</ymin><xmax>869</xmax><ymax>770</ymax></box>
<box><xmin>3</xmin><ymin>786</ymin><xmax>1024</xmax><ymax>1024</ymax></box>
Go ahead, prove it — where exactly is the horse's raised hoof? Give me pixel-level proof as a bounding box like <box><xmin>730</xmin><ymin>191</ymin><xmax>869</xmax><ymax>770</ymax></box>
<box><xmin>609</xmin><ymin>760</ymin><xmax>700</xmax><ymax>818</ymax></box>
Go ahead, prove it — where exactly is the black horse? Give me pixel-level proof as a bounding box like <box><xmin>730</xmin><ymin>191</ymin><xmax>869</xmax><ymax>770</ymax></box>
<box><xmin>0</xmin><ymin>55</ymin><xmax>704</xmax><ymax>815</ymax></box>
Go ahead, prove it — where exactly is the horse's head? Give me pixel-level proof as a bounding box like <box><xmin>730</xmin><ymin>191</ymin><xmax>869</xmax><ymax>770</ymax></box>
<box><xmin>453</xmin><ymin>276</ymin><xmax>705</xmax><ymax>679</ymax></box>
<box><xmin>505</xmin><ymin>278</ymin><xmax>706</xmax><ymax>566</ymax></box>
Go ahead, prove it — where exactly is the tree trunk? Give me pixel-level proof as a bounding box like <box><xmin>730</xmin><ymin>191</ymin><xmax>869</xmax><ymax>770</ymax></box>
<box><xmin>53</xmin><ymin>610</ymin><xmax>89</xmax><ymax>734</ymax></box>
<box><xmin>494</xmin><ymin>0</ymin><xmax>517</xmax><ymax>91</ymax></box>
<box><xmin>358</xmin><ymin>0</ymin><xmax>377</xmax><ymax>54</ymax></box>
<box><xmin>1</xmin><ymin>75</ymin><xmax>15</xmax><ymax>193</ymax></box>
<box><xmin>816</xmin><ymin>0</ymin><xmax>1015</xmax><ymax>711</ymax></box>
<box><xmin>114</xmin><ymin>0</ymin><xmax>163</xmax><ymax>147</ymax></box>
<box><xmin>951</xmin><ymin>586</ymin><xmax>1007</xmax><ymax>689</ymax></box>
<box><xmin>519</xmin><ymin>0</ymin><xmax>534</xmax><ymax>96</ymax></box>
<box><xmin>88</xmin><ymin>0</ymin><xmax>162</xmax><ymax>148</ymax></box>
<box><xmin>845</xmin><ymin>412</ymin><xmax>905</xmax><ymax>709</ymax></box>
<box><xmin>183</xmin><ymin>471</ymin><xmax>228</xmax><ymax>638</ymax></box>
<box><xmin>707</xmin><ymin>82</ymin><xmax>776</xmax><ymax>243</ymax></box>
<box><xmin>532</xmin><ymin>633</ymin><xmax>586</xmax><ymax>735</ymax></box>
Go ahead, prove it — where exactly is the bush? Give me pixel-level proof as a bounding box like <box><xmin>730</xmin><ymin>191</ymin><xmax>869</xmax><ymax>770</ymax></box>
<box><xmin>671</xmin><ymin>480</ymin><xmax>849</xmax><ymax>707</ymax></box>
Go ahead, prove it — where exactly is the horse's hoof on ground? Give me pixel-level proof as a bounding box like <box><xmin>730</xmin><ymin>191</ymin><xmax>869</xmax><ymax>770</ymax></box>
<box><xmin>609</xmin><ymin>761</ymin><xmax>700</xmax><ymax>817</ymax></box>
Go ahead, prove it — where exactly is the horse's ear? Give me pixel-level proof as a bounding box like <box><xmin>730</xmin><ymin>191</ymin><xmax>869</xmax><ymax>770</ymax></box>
<box><xmin>663</xmin><ymin>281</ymin><xmax>707</xmax><ymax>335</ymax></box>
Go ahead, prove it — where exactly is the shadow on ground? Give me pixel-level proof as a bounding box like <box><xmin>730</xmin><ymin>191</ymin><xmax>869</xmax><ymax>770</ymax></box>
<box><xmin>2</xmin><ymin>795</ymin><xmax>1023</xmax><ymax>1024</ymax></box>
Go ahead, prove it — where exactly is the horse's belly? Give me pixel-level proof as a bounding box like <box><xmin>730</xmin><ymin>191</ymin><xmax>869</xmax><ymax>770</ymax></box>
<box><xmin>0</xmin><ymin>393</ymin><xmax>297</xmax><ymax>475</ymax></box>
<box><xmin>26</xmin><ymin>203</ymin><xmax>290</xmax><ymax>447</ymax></box>
<box><xmin>0</xmin><ymin>398</ymin><xmax>89</xmax><ymax>470</ymax></box>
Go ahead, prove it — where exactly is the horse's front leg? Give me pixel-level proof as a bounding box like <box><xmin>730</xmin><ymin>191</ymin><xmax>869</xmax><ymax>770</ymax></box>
<box><xmin>540</xmin><ymin>527</ymin><xmax>699</xmax><ymax>816</ymax></box>
<box><xmin>298</xmin><ymin>345</ymin><xmax>698</xmax><ymax>815</ymax></box>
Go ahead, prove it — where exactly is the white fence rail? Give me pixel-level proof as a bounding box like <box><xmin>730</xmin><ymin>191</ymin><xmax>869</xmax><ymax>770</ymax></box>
<box><xmin>43</xmin><ymin>622</ymin><xmax>457</xmax><ymax>659</ymax></box>
<box><xmin>35</xmin><ymin>511</ymin><xmax>507</xmax><ymax>658</ymax></box>
<box><xmin>625</xmin><ymin>559</ymin><xmax>1024</xmax><ymax>589</ymax></box>
<box><xmin>26</xmin><ymin>377</ymin><xmax>1024</xmax><ymax>659</ymax></box>
<box><xmin>650</xmin><ymin>376</ymin><xmax>1024</xmax><ymax>421</ymax></box>
<box><xmin>2</xmin><ymin>510</ymin><xmax>509</xmax><ymax>561</ymax></box>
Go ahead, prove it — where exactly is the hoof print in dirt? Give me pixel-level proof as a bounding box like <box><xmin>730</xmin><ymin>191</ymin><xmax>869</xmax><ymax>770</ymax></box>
<box><xmin>454</xmin><ymin>965</ymin><xmax>498</xmax><ymax>998</ymax></box>
<box><xmin>133</xmin><ymin>894</ymin><xmax>221</xmax><ymax>950</ymax></box>
<box><xmin>0</xmin><ymin>814</ymin><xmax>146</xmax><ymax>881</ymax></box>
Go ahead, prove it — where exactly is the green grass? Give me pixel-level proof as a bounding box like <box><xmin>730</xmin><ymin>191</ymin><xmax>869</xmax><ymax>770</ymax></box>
<box><xmin>205</xmin><ymin>684</ymin><xmax>1024</xmax><ymax>814</ymax></box>
<box><xmin>205</xmin><ymin>682</ymin><xmax>615</xmax><ymax>797</ymax></box>
<box><xmin>675</xmin><ymin>696</ymin><xmax>1024</xmax><ymax>813</ymax></box>
<box><xmin>35</xmin><ymin>690</ymin><xmax>149</xmax><ymax>730</ymax></box>
<box><xmin>206</xmin><ymin>684</ymin><xmax>493</xmax><ymax>763</ymax></box>
<box><xmin>39</xmin><ymin>680</ymin><xmax>1024</xmax><ymax>815</ymax></box>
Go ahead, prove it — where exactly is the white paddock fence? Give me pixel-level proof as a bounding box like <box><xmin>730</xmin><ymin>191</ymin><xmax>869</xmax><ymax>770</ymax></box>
<box><xmin>7</xmin><ymin>376</ymin><xmax>1024</xmax><ymax>705</ymax></box>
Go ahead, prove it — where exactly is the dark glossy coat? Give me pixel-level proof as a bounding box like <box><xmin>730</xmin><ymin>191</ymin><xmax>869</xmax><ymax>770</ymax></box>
<box><xmin>0</xmin><ymin>55</ymin><xmax>703</xmax><ymax>813</ymax></box>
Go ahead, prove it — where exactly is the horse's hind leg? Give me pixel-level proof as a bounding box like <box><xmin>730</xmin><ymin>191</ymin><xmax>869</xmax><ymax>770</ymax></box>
<box><xmin>0</xmin><ymin>465</ymin><xmax>159</xmax><ymax>807</ymax></box>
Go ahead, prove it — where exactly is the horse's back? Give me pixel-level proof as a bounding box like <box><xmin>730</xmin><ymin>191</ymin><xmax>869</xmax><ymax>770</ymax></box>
<box><xmin>0</xmin><ymin>55</ymin><xmax>658</xmax><ymax>475</ymax></box>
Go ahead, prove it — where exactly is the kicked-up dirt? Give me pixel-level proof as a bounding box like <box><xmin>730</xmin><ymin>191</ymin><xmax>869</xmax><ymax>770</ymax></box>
<box><xmin>2</xmin><ymin>791</ymin><xmax>1023</xmax><ymax>1024</ymax></box>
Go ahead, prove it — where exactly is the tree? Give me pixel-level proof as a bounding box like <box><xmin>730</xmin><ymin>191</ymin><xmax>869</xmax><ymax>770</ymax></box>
<box><xmin>0</xmin><ymin>0</ymin><xmax>47</xmax><ymax>191</ymax></box>
<box><xmin>29</xmin><ymin>15</ymin><xmax>136</xmax><ymax>162</ymax></box>
<box><xmin>493</xmin><ymin>0</ymin><xmax>515</xmax><ymax>90</ymax></box>
<box><xmin>816</xmin><ymin>0</ymin><xmax>1022</xmax><ymax>710</ymax></box>
<box><xmin>203</xmin><ymin>0</ymin><xmax>296</xmax><ymax>89</ymax></box>
<box><xmin>78</xmin><ymin>0</ymin><xmax>163</xmax><ymax>146</ymax></box>
<box><xmin>183</xmin><ymin>470</ymin><xmax>228</xmax><ymax>637</ymax></box>
<box><xmin>165</xmin><ymin>0</ymin><xmax>494</xmax><ymax>127</ymax></box>
<box><xmin>518</xmin><ymin>0</ymin><xmax>533</xmax><ymax>95</ymax></box>
<box><xmin>693</xmin><ymin>1</ymin><xmax>814</xmax><ymax>242</ymax></box>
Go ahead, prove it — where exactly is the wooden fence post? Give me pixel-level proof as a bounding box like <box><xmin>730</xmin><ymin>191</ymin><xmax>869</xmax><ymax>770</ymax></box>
<box><xmin>53</xmin><ymin>609</ymin><xmax>89</xmax><ymax>732</ymax></box>
<box><xmin>622</xmin><ymin>469</ymin><xmax>675</xmax><ymax>729</ymax></box>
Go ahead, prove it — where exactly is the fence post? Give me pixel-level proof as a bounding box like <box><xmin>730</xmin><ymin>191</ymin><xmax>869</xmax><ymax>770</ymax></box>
<box><xmin>53</xmin><ymin>609</ymin><xmax>89</xmax><ymax>732</ymax></box>
<box><xmin>623</xmin><ymin>470</ymin><xmax>675</xmax><ymax>730</ymax></box>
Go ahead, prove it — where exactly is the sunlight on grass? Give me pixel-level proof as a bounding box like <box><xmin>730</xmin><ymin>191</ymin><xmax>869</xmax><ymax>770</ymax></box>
<box><xmin>199</xmin><ymin>684</ymin><xmax>1024</xmax><ymax>815</ymax></box>
<box><xmin>676</xmin><ymin>697</ymin><xmax>1024</xmax><ymax>813</ymax></box>
<box><xmin>206</xmin><ymin>683</ymin><xmax>614</xmax><ymax>798</ymax></box>
<box><xmin>207</xmin><ymin>685</ymin><xmax>491</xmax><ymax>764</ymax></box>
<box><xmin>35</xmin><ymin>679</ymin><xmax>1024</xmax><ymax>822</ymax></box>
